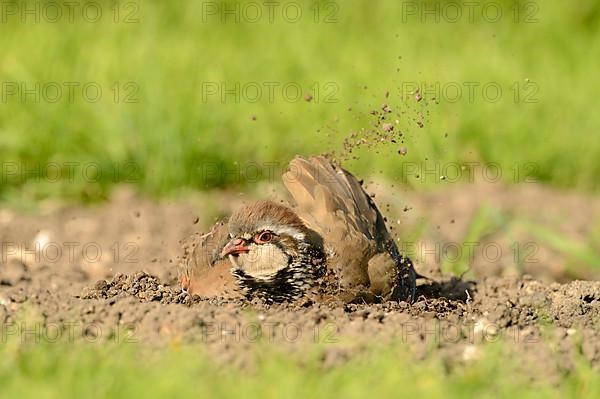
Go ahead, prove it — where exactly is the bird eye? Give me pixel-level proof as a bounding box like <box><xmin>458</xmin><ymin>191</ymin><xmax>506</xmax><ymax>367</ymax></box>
<box><xmin>255</xmin><ymin>231</ymin><xmax>273</xmax><ymax>243</ymax></box>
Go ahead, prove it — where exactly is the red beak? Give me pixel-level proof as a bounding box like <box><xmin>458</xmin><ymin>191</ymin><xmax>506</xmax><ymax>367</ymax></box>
<box><xmin>221</xmin><ymin>237</ymin><xmax>250</xmax><ymax>258</ymax></box>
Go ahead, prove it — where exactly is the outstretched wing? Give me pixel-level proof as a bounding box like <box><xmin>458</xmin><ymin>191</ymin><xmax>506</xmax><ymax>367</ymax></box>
<box><xmin>179</xmin><ymin>220</ymin><xmax>240</xmax><ymax>298</ymax></box>
<box><xmin>282</xmin><ymin>155</ymin><xmax>415</xmax><ymax>301</ymax></box>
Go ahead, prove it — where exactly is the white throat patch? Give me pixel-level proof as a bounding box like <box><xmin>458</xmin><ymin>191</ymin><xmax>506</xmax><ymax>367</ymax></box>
<box><xmin>229</xmin><ymin>242</ymin><xmax>289</xmax><ymax>280</ymax></box>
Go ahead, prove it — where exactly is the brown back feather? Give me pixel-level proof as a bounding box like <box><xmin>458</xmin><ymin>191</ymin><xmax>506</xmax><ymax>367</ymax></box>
<box><xmin>283</xmin><ymin>156</ymin><xmax>397</xmax><ymax>298</ymax></box>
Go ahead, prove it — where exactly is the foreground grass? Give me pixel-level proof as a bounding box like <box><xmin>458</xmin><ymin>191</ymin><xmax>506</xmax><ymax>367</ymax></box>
<box><xmin>0</xmin><ymin>338</ymin><xmax>598</xmax><ymax>399</ymax></box>
<box><xmin>0</xmin><ymin>1</ymin><xmax>599</xmax><ymax>204</ymax></box>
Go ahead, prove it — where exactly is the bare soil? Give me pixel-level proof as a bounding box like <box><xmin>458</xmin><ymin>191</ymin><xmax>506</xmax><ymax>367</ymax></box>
<box><xmin>1</xmin><ymin>182</ymin><xmax>599</xmax><ymax>380</ymax></box>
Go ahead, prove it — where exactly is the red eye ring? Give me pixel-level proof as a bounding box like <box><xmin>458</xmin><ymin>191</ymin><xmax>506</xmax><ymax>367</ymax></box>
<box><xmin>256</xmin><ymin>231</ymin><xmax>273</xmax><ymax>243</ymax></box>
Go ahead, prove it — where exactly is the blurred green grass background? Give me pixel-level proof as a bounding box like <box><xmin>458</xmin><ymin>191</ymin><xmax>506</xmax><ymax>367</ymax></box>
<box><xmin>0</xmin><ymin>0</ymin><xmax>599</xmax><ymax>204</ymax></box>
<box><xmin>2</xmin><ymin>336</ymin><xmax>599</xmax><ymax>399</ymax></box>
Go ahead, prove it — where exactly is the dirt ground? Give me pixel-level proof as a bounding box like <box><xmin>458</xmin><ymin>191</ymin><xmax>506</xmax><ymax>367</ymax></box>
<box><xmin>1</xmin><ymin>181</ymin><xmax>599</xmax><ymax>380</ymax></box>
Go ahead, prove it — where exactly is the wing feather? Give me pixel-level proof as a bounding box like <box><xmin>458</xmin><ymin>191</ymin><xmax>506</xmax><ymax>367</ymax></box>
<box><xmin>283</xmin><ymin>155</ymin><xmax>416</xmax><ymax>301</ymax></box>
<box><xmin>179</xmin><ymin>220</ymin><xmax>240</xmax><ymax>298</ymax></box>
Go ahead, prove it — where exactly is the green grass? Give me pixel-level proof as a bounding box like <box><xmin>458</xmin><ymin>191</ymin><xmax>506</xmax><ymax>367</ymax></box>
<box><xmin>440</xmin><ymin>204</ymin><xmax>507</xmax><ymax>277</ymax></box>
<box><xmin>520</xmin><ymin>221</ymin><xmax>600</xmax><ymax>277</ymax></box>
<box><xmin>1</xmin><ymin>0</ymin><xmax>599</xmax><ymax>204</ymax></box>
<box><xmin>437</xmin><ymin>205</ymin><xmax>600</xmax><ymax>279</ymax></box>
<box><xmin>1</xmin><ymin>336</ymin><xmax>599</xmax><ymax>398</ymax></box>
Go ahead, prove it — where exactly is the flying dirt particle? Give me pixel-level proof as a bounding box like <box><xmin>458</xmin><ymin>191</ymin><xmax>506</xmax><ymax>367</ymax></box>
<box><xmin>451</xmin><ymin>219</ymin><xmax>455</xmax><ymax>224</ymax></box>
<box><xmin>192</xmin><ymin>217</ymin><xmax>200</xmax><ymax>225</ymax></box>
<box><xmin>385</xmin><ymin>91</ymin><xmax>390</xmax><ymax>98</ymax></box>
<box><xmin>251</xmin><ymin>115</ymin><xmax>257</xmax><ymax>121</ymax></box>
<box><xmin>304</xmin><ymin>93</ymin><xmax>313</xmax><ymax>102</ymax></box>
<box><xmin>382</xmin><ymin>123</ymin><xmax>394</xmax><ymax>132</ymax></box>
<box><xmin>440</xmin><ymin>176</ymin><xmax>446</xmax><ymax>181</ymax></box>
<box><xmin>398</xmin><ymin>147</ymin><xmax>408</xmax><ymax>156</ymax></box>
<box><xmin>133</xmin><ymin>211</ymin><xmax>141</xmax><ymax>218</ymax></box>
<box><xmin>415</xmin><ymin>92</ymin><xmax>423</xmax><ymax>102</ymax></box>
<box><xmin>382</xmin><ymin>104</ymin><xmax>392</xmax><ymax>113</ymax></box>
<box><xmin>445</xmin><ymin>133</ymin><xmax>449</xmax><ymax>138</ymax></box>
<box><xmin>34</xmin><ymin>230</ymin><xmax>51</xmax><ymax>248</ymax></box>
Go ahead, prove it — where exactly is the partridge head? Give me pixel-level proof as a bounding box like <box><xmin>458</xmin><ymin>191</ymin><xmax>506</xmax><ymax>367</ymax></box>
<box><xmin>221</xmin><ymin>200</ymin><xmax>326</xmax><ymax>301</ymax></box>
<box><xmin>180</xmin><ymin>156</ymin><xmax>416</xmax><ymax>303</ymax></box>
